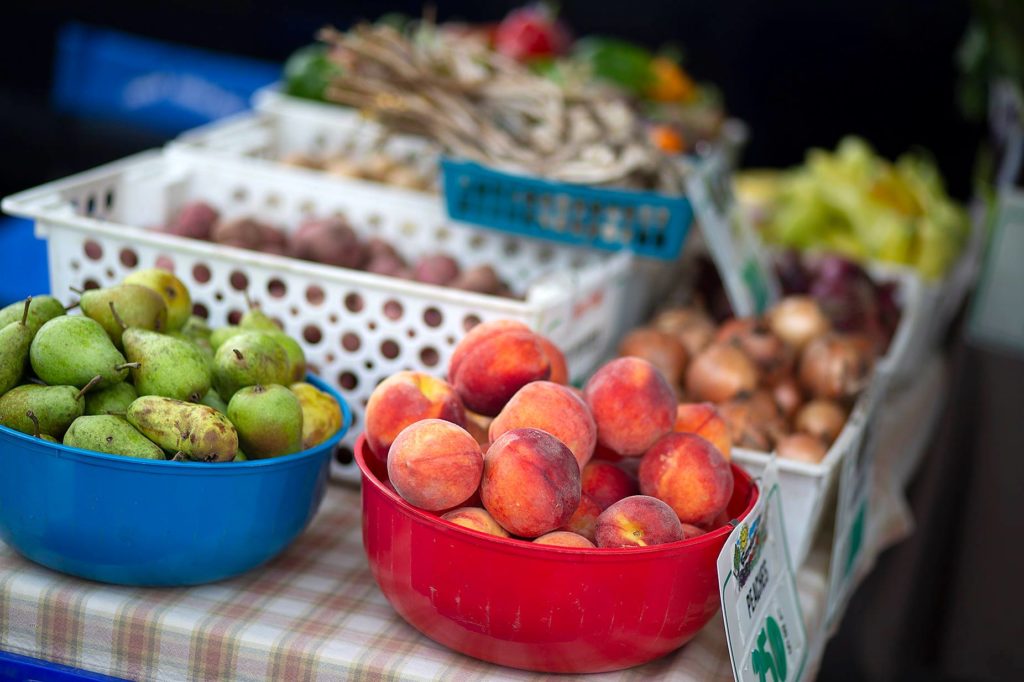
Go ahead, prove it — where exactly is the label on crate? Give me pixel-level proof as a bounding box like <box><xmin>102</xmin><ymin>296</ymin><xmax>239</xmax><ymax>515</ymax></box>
<box><xmin>968</xmin><ymin>189</ymin><xmax>1024</xmax><ymax>356</ymax></box>
<box><xmin>718</xmin><ymin>461</ymin><xmax>808</xmax><ymax>682</ymax></box>
<box><xmin>825</xmin><ymin>375</ymin><xmax>887</xmax><ymax>625</ymax></box>
<box><xmin>686</xmin><ymin>152</ymin><xmax>781</xmax><ymax>317</ymax></box>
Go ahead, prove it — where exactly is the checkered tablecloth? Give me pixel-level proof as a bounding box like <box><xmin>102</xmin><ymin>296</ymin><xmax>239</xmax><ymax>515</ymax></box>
<box><xmin>0</xmin><ymin>479</ymin><xmax>830</xmax><ymax>682</ymax></box>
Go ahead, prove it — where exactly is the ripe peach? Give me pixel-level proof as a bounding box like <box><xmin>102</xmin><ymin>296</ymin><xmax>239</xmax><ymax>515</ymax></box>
<box><xmin>583</xmin><ymin>357</ymin><xmax>676</xmax><ymax>457</ymax></box>
<box><xmin>639</xmin><ymin>432</ymin><xmax>733</xmax><ymax>527</ymax></box>
<box><xmin>441</xmin><ymin>507</ymin><xmax>510</xmax><ymax>538</ymax></box>
<box><xmin>536</xmin><ymin>335</ymin><xmax>568</xmax><ymax>384</ymax></box>
<box><xmin>449</xmin><ymin>326</ymin><xmax>552</xmax><ymax>417</ymax></box>
<box><xmin>489</xmin><ymin>381</ymin><xmax>597</xmax><ymax>469</ymax></box>
<box><xmin>387</xmin><ymin>419</ymin><xmax>483</xmax><ymax>512</ymax></box>
<box><xmin>581</xmin><ymin>461</ymin><xmax>638</xmax><ymax>511</ymax></box>
<box><xmin>447</xmin><ymin>319</ymin><xmax>530</xmax><ymax>384</ymax></box>
<box><xmin>561</xmin><ymin>494</ymin><xmax>601</xmax><ymax>541</ymax></box>
<box><xmin>481</xmin><ymin>428</ymin><xmax>581</xmax><ymax>538</ymax></box>
<box><xmin>674</xmin><ymin>402</ymin><xmax>732</xmax><ymax>461</ymax></box>
<box><xmin>618</xmin><ymin>327</ymin><xmax>688</xmax><ymax>386</ymax></box>
<box><xmin>594</xmin><ymin>495</ymin><xmax>685</xmax><ymax>548</ymax></box>
<box><xmin>364</xmin><ymin>371</ymin><xmax>467</xmax><ymax>463</ymax></box>
<box><xmin>682</xmin><ymin>523</ymin><xmax>707</xmax><ymax>539</ymax></box>
<box><xmin>534</xmin><ymin>531</ymin><xmax>595</xmax><ymax>548</ymax></box>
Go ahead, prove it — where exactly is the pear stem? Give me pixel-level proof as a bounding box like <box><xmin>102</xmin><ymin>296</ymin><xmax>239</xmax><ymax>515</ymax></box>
<box><xmin>171</xmin><ymin>452</ymin><xmax>187</xmax><ymax>462</ymax></box>
<box><xmin>244</xmin><ymin>292</ymin><xmax>258</xmax><ymax>311</ymax></box>
<box><xmin>25</xmin><ymin>410</ymin><xmax>42</xmax><ymax>438</ymax></box>
<box><xmin>76</xmin><ymin>375</ymin><xmax>103</xmax><ymax>400</ymax></box>
<box><xmin>108</xmin><ymin>302</ymin><xmax>127</xmax><ymax>332</ymax></box>
<box><xmin>115</xmin><ymin>362</ymin><xmax>141</xmax><ymax>372</ymax></box>
<box><xmin>69</xmin><ymin>286</ymin><xmax>83</xmax><ymax>295</ymax></box>
<box><xmin>233</xmin><ymin>348</ymin><xmax>244</xmax><ymax>361</ymax></box>
<box><xmin>65</xmin><ymin>300</ymin><xmax>80</xmax><ymax>311</ymax></box>
<box><xmin>20</xmin><ymin>297</ymin><xmax>32</xmax><ymax>326</ymax></box>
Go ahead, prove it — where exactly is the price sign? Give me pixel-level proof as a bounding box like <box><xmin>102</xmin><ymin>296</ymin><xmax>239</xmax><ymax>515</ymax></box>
<box><xmin>718</xmin><ymin>461</ymin><xmax>808</xmax><ymax>682</ymax></box>
<box><xmin>825</xmin><ymin>375</ymin><xmax>888</xmax><ymax>625</ymax></box>
<box><xmin>686</xmin><ymin>152</ymin><xmax>781</xmax><ymax>317</ymax></box>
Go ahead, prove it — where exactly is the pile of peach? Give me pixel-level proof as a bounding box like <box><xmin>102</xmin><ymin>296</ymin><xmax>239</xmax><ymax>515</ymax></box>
<box><xmin>619</xmin><ymin>296</ymin><xmax>878</xmax><ymax>464</ymax></box>
<box><xmin>363</xmin><ymin>320</ymin><xmax>735</xmax><ymax>549</ymax></box>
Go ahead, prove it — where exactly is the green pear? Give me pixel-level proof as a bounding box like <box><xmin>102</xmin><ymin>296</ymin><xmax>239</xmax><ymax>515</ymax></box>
<box><xmin>30</xmin><ymin>316</ymin><xmax>135</xmax><ymax>389</ymax></box>
<box><xmin>212</xmin><ymin>332</ymin><xmax>291</xmax><ymax>399</ymax></box>
<box><xmin>198</xmin><ymin>388</ymin><xmax>228</xmax><ymax>413</ymax></box>
<box><xmin>240</xmin><ymin>309</ymin><xmax>305</xmax><ymax>381</ymax></box>
<box><xmin>180</xmin><ymin>315</ymin><xmax>212</xmax><ymax>342</ymax></box>
<box><xmin>0</xmin><ymin>299</ymin><xmax>34</xmax><ymax>394</ymax></box>
<box><xmin>122</xmin><ymin>268</ymin><xmax>191</xmax><ymax>331</ymax></box>
<box><xmin>79</xmin><ymin>284</ymin><xmax>167</xmax><ymax>348</ymax></box>
<box><xmin>290</xmin><ymin>382</ymin><xmax>342</xmax><ymax>449</ymax></box>
<box><xmin>169</xmin><ymin>331</ymin><xmax>213</xmax><ymax>360</ymax></box>
<box><xmin>227</xmin><ymin>384</ymin><xmax>303</xmax><ymax>459</ymax></box>
<box><xmin>0</xmin><ymin>295</ymin><xmax>65</xmax><ymax>336</ymax></box>
<box><xmin>123</xmin><ymin>328</ymin><xmax>211</xmax><ymax>401</ymax></box>
<box><xmin>0</xmin><ymin>380</ymin><xmax>97</xmax><ymax>438</ymax></box>
<box><xmin>126</xmin><ymin>395</ymin><xmax>237</xmax><ymax>462</ymax></box>
<box><xmin>63</xmin><ymin>415</ymin><xmax>165</xmax><ymax>459</ymax></box>
<box><xmin>84</xmin><ymin>381</ymin><xmax>138</xmax><ymax>416</ymax></box>
<box><xmin>232</xmin><ymin>448</ymin><xmax>248</xmax><ymax>462</ymax></box>
<box><xmin>210</xmin><ymin>325</ymin><xmax>244</xmax><ymax>350</ymax></box>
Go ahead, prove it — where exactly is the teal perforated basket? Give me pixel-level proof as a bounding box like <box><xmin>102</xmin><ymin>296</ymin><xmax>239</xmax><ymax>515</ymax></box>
<box><xmin>441</xmin><ymin>159</ymin><xmax>694</xmax><ymax>260</ymax></box>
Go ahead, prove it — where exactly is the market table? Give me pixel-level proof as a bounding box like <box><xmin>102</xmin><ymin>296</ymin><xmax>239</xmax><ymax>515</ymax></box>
<box><xmin>0</xmin><ymin>357</ymin><xmax>945</xmax><ymax>681</ymax></box>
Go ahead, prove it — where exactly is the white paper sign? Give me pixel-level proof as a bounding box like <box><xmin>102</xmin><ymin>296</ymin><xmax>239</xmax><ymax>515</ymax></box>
<box><xmin>825</xmin><ymin>374</ymin><xmax>888</xmax><ymax>625</ymax></box>
<box><xmin>686</xmin><ymin>152</ymin><xmax>781</xmax><ymax>317</ymax></box>
<box><xmin>718</xmin><ymin>460</ymin><xmax>808</xmax><ymax>682</ymax></box>
<box><xmin>968</xmin><ymin>189</ymin><xmax>1024</xmax><ymax>356</ymax></box>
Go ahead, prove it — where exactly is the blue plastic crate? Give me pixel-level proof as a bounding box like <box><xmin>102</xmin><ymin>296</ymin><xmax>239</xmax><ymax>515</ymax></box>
<box><xmin>0</xmin><ymin>649</ymin><xmax>126</xmax><ymax>681</ymax></box>
<box><xmin>0</xmin><ymin>217</ymin><xmax>49</xmax><ymax>306</ymax></box>
<box><xmin>441</xmin><ymin>158</ymin><xmax>694</xmax><ymax>260</ymax></box>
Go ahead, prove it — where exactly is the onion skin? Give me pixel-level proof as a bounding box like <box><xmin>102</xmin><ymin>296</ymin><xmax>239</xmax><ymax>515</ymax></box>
<box><xmin>775</xmin><ymin>433</ymin><xmax>828</xmax><ymax>464</ymax></box>
<box><xmin>717</xmin><ymin>394</ymin><xmax>787</xmax><ymax>451</ymax></box>
<box><xmin>618</xmin><ymin>328</ymin><xmax>688</xmax><ymax>386</ymax></box>
<box><xmin>771</xmin><ymin>377</ymin><xmax>804</xmax><ymax>419</ymax></box>
<box><xmin>654</xmin><ymin>307</ymin><xmax>716</xmax><ymax>358</ymax></box>
<box><xmin>767</xmin><ymin>296</ymin><xmax>831</xmax><ymax>350</ymax></box>
<box><xmin>685</xmin><ymin>343</ymin><xmax>759</xmax><ymax>403</ymax></box>
<box><xmin>717</xmin><ymin>318</ymin><xmax>795</xmax><ymax>385</ymax></box>
<box><xmin>798</xmin><ymin>333</ymin><xmax>874</xmax><ymax>401</ymax></box>
<box><xmin>795</xmin><ymin>400</ymin><xmax>847</xmax><ymax>445</ymax></box>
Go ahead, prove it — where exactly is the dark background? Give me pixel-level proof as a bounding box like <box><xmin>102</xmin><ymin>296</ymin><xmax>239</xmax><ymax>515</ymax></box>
<box><xmin>3</xmin><ymin>2</ymin><xmax>1019</xmax><ymax>681</ymax></box>
<box><xmin>0</xmin><ymin>0</ymin><xmax>981</xmax><ymax>198</ymax></box>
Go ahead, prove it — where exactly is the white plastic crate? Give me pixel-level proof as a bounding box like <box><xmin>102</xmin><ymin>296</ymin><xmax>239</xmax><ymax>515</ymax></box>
<box><xmin>2</xmin><ymin>150</ymin><xmax>637</xmax><ymax>483</ymax></box>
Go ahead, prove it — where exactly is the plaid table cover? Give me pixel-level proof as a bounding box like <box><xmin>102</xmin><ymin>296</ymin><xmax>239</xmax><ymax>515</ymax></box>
<box><xmin>0</xmin><ymin>481</ymin><xmax>830</xmax><ymax>682</ymax></box>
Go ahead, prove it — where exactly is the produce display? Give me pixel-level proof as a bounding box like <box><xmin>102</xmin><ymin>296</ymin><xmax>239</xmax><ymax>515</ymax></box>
<box><xmin>285</xmin><ymin>6</ymin><xmax>727</xmax><ymax>158</ymax></box>
<box><xmin>619</xmin><ymin>294</ymin><xmax>880</xmax><ymax>463</ymax></box>
<box><xmin>0</xmin><ymin>270</ymin><xmax>342</xmax><ymax>462</ymax></box>
<box><xmin>736</xmin><ymin>137</ymin><xmax>970</xmax><ymax>279</ymax></box>
<box><xmin>364</xmin><ymin>320</ymin><xmax>735</xmax><ymax>548</ymax></box>
<box><xmin>279</xmin><ymin>148</ymin><xmax>436</xmax><ymax>192</ymax></box>
<box><xmin>162</xmin><ymin>200</ymin><xmax>514</xmax><ymax>296</ymax></box>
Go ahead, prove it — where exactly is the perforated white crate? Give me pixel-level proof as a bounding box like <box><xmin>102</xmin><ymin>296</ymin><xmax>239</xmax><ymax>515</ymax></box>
<box><xmin>3</xmin><ymin>150</ymin><xmax>636</xmax><ymax>483</ymax></box>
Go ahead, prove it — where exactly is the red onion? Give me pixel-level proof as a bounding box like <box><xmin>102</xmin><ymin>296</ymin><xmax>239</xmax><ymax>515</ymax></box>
<box><xmin>794</xmin><ymin>400</ymin><xmax>847</xmax><ymax>445</ymax></box>
<box><xmin>767</xmin><ymin>296</ymin><xmax>831</xmax><ymax>350</ymax></box>
<box><xmin>685</xmin><ymin>343</ymin><xmax>759</xmax><ymax>403</ymax></box>
<box><xmin>798</xmin><ymin>333</ymin><xmax>874</xmax><ymax>401</ymax></box>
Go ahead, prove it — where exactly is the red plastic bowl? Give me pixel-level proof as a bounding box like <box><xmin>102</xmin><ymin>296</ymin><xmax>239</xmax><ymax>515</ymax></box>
<box><xmin>355</xmin><ymin>436</ymin><xmax>759</xmax><ymax>673</ymax></box>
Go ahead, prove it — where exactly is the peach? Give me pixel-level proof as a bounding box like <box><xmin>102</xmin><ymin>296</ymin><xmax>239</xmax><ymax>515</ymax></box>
<box><xmin>481</xmin><ymin>428</ymin><xmax>581</xmax><ymax>538</ymax></box>
<box><xmin>536</xmin><ymin>335</ymin><xmax>568</xmax><ymax>384</ymax></box>
<box><xmin>365</xmin><ymin>371</ymin><xmax>467</xmax><ymax>463</ymax></box>
<box><xmin>441</xmin><ymin>507</ymin><xmax>510</xmax><ymax>538</ymax></box>
<box><xmin>674</xmin><ymin>402</ymin><xmax>732</xmax><ymax>461</ymax></box>
<box><xmin>594</xmin><ymin>495</ymin><xmax>685</xmax><ymax>548</ymax></box>
<box><xmin>618</xmin><ymin>327</ymin><xmax>688</xmax><ymax>386</ymax></box>
<box><xmin>682</xmin><ymin>523</ymin><xmax>707</xmax><ymax>539</ymax></box>
<box><xmin>639</xmin><ymin>432</ymin><xmax>733</xmax><ymax>526</ymax></box>
<box><xmin>387</xmin><ymin>419</ymin><xmax>483</xmax><ymax>512</ymax></box>
<box><xmin>583</xmin><ymin>357</ymin><xmax>676</xmax><ymax>456</ymax></box>
<box><xmin>561</xmin><ymin>494</ymin><xmax>601</xmax><ymax>541</ymax></box>
<box><xmin>449</xmin><ymin>325</ymin><xmax>552</xmax><ymax>416</ymax></box>
<box><xmin>447</xmin><ymin>319</ymin><xmax>530</xmax><ymax>384</ymax></box>
<box><xmin>489</xmin><ymin>381</ymin><xmax>597</xmax><ymax>469</ymax></box>
<box><xmin>581</xmin><ymin>461</ymin><xmax>638</xmax><ymax>511</ymax></box>
<box><xmin>534</xmin><ymin>531</ymin><xmax>595</xmax><ymax>548</ymax></box>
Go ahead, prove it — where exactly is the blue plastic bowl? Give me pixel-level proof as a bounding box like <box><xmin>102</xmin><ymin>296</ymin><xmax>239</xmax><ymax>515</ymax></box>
<box><xmin>0</xmin><ymin>375</ymin><xmax>350</xmax><ymax>586</ymax></box>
